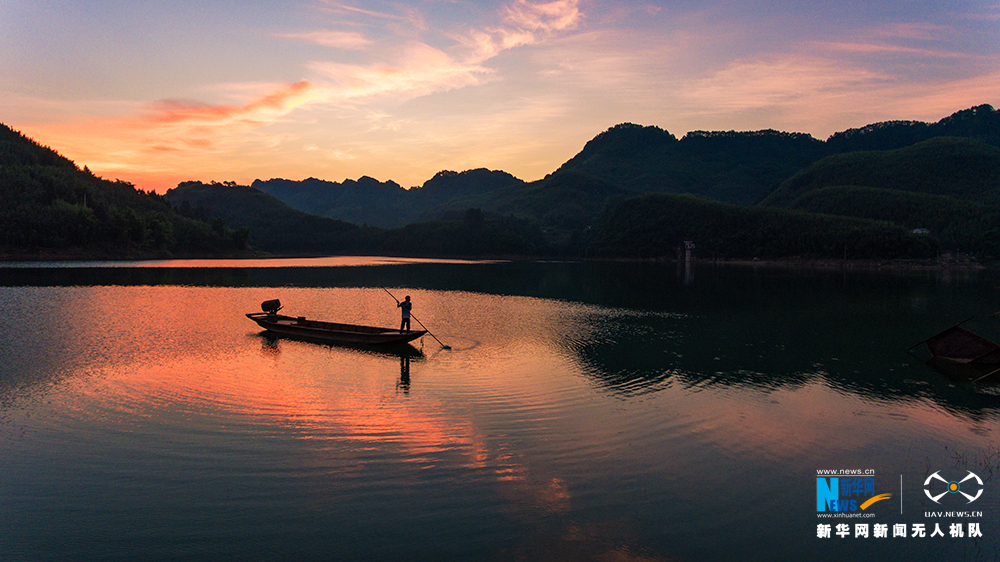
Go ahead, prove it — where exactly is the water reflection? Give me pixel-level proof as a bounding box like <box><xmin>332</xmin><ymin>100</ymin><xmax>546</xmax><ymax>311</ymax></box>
<box><xmin>6</xmin><ymin>260</ymin><xmax>1000</xmax><ymax>416</ymax></box>
<box><xmin>398</xmin><ymin>355</ymin><xmax>411</xmax><ymax>394</ymax></box>
<box><xmin>564</xmin><ymin>304</ymin><xmax>1000</xmax><ymax>418</ymax></box>
<box><xmin>258</xmin><ymin>330</ymin><xmax>425</xmax><ymax>359</ymax></box>
<box><xmin>3</xmin><ymin>266</ymin><xmax>1000</xmax><ymax>561</ymax></box>
<box><xmin>257</xmin><ymin>331</ymin><xmax>422</xmax><ymax>394</ymax></box>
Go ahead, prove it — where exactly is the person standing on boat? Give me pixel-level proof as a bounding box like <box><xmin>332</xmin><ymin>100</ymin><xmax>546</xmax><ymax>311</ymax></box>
<box><xmin>398</xmin><ymin>295</ymin><xmax>412</xmax><ymax>332</ymax></box>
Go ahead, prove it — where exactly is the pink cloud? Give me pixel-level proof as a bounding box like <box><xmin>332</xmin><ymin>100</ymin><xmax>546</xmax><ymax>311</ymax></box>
<box><xmin>818</xmin><ymin>41</ymin><xmax>973</xmax><ymax>59</ymax></box>
<box><xmin>144</xmin><ymin>80</ymin><xmax>318</xmax><ymax>125</ymax></box>
<box><xmin>504</xmin><ymin>0</ymin><xmax>583</xmax><ymax>32</ymax></box>
<box><xmin>279</xmin><ymin>30</ymin><xmax>372</xmax><ymax>49</ymax></box>
<box><xmin>309</xmin><ymin>42</ymin><xmax>492</xmax><ymax>101</ymax></box>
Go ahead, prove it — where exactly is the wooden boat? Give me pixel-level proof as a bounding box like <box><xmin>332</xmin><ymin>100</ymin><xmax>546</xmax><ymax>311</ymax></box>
<box><xmin>911</xmin><ymin>320</ymin><xmax>1000</xmax><ymax>382</ymax></box>
<box><xmin>246</xmin><ymin>299</ymin><xmax>426</xmax><ymax>346</ymax></box>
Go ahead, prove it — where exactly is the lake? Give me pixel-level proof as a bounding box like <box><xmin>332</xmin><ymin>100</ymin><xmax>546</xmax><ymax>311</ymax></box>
<box><xmin>1</xmin><ymin>257</ymin><xmax>999</xmax><ymax>561</ymax></box>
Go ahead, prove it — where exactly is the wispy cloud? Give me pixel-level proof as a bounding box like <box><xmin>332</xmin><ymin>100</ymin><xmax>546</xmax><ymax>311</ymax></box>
<box><xmin>817</xmin><ymin>41</ymin><xmax>974</xmax><ymax>59</ymax></box>
<box><xmin>309</xmin><ymin>42</ymin><xmax>493</xmax><ymax>102</ymax></box>
<box><xmin>11</xmin><ymin>1</ymin><xmax>590</xmax><ymax>192</ymax></box>
<box><xmin>15</xmin><ymin>81</ymin><xmax>325</xmax><ymax>192</ymax></box>
<box><xmin>316</xmin><ymin>0</ymin><xmax>427</xmax><ymax>31</ymax></box>
<box><xmin>503</xmin><ymin>0</ymin><xmax>583</xmax><ymax>32</ymax></box>
<box><xmin>144</xmin><ymin>80</ymin><xmax>319</xmax><ymax>125</ymax></box>
<box><xmin>464</xmin><ymin>0</ymin><xmax>584</xmax><ymax>59</ymax></box>
<box><xmin>7</xmin><ymin>0</ymin><xmax>996</xmax><ymax>194</ymax></box>
<box><xmin>670</xmin><ymin>54</ymin><xmax>1000</xmax><ymax>138</ymax></box>
<box><xmin>279</xmin><ymin>30</ymin><xmax>372</xmax><ymax>49</ymax></box>
<box><xmin>873</xmin><ymin>22</ymin><xmax>952</xmax><ymax>40</ymax></box>
<box><xmin>316</xmin><ymin>0</ymin><xmax>410</xmax><ymax>21</ymax></box>
<box><xmin>297</xmin><ymin>1</ymin><xmax>584</xmax><ymax>104</ymax></box>
<box><xmin>680</xmin><ymin>57</ymin><xmax>892</xmax><ymax>113</ymax></box>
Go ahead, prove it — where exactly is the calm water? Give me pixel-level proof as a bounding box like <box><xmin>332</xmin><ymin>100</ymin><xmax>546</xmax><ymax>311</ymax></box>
<box><xmin>2</xmin><ymin>258</ymin><xmax>1000</xmax><ymax>561</ymax></box>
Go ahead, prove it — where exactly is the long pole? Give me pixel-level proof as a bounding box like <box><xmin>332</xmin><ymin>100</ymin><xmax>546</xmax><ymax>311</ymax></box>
<box><xmin>381</xmin><ymin>287</ymin><xmax>452</xmax><ymax>349</ymax></box>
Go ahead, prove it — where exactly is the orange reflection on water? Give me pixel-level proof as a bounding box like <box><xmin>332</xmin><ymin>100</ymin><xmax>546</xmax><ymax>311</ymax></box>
<box><xmin>43</xmin><ymin>282</ymin><xmax>574</xmax><ymax>516</ymax></box>
<box><xmin>129</xmin><ymin>346</ymin><xmax>569</xmax><ymax>512</ymax></box>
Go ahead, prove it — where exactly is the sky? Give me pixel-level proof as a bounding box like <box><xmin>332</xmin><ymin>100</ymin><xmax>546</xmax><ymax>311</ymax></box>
<box><xmin>1</xmin><ymin>0</ymin><xmax>998</xmax><ymax>193</ymax></box>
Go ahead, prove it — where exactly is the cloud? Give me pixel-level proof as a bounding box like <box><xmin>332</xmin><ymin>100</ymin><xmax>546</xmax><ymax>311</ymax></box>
<box><xmin>463</xmin><ymin>0</ymin><xmax>584</xmax><ymax>60</ymax></box>
<box><xmin>309</xmin><ymin>42</ymin><xmax>493</xmax><ymax>102</ymax></box>
<box><xmin>13</xmin><ymin>80</ymin><xmax>326</xmax><ymax>192</ymax></box>
<box><xmin>681</xmin><ymin>57</ymin><xmax>891</xmax><ymax>111</ymax></box>
<box><xmin>316</xmin><ymin>0</ymin><xmax>410</xmax><ymax>21</ymax></box>
<box><xmin>874</xmin><ymin>22</ymin><xmax>951</xmax><ymax>41</ymax></box>
<box><xmin>668</xmin><ymin>54</ymin><xmax>1000</xmax><ymax>139</ymax></box>
<box><xmin>279</xmin><ymin>30</ymin><xmax>372</xmax><ymax>49</ymax></box>
<box><xmin>503</xmin><ymin>0</ymin><xmax>583</xmax><ymax>33</ymax></box>
<box><xmin>816</xmin><ymin>41</ymin><xmax>973</xmax><ymax>59</ymax></box>
<box><xmin>144</xmin><ymin>80</ymin><xmax>320</xmax><ymax>125</ymax></box>
<box><xmin>316</xmin><ymin>0</ymin><xmax>426</xmax><ymax>31</ymax></box>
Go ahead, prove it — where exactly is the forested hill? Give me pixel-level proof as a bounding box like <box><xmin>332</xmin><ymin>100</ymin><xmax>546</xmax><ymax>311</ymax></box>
<box><xmin>0</xmin><ymin>124</ymin><xmax>248</xmax><ymax>259</ymax></box>
<box><xmin>253</xmin><ymin>104</ymin><xmax>999</xmax><ymax>227</ymax></box>
<box><xmin>252</xmin><ymin>168</ymin><xmax>524</xmax><ymax>228</ymax></box>
<box><xmin>5</xmin><ymin>103</ymin><xmax>1000</xmax><ymax>262</ymax></box>
<box><xmin>166</xmin><ymin>181</ymin><xmax>364</xmax><ymax>255</ymax></box>
<box><xmin>761</xmin><ymin>137</ymin><xmax>1000</xmax><ymax>207</ymax></box>
<box><xmin>758</xmin><ymin>137</ymin><xmax>1000</xmax><ymax>257</ymax></box>
<box><xmin>825</xmin><ymin>104</ymin><xmax>1000</xmax><ymax>152</ymax></box>
<box><xmin>554</xmin><ymin>125</ymin><xmax>827</xmax><ymax>205</ymax></box>
<box><xmin>554</xmin><ymin>104</ymin><xmax>1000</xmax><ymax>206</ymax></box>
<box><xmin>165</xmin><ymin>181</ymin><xmax>551</xmax><ymax>257</ymax></box>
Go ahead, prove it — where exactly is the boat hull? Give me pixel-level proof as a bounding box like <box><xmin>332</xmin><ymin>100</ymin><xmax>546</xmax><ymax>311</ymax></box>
<box><xmin>915</xmin><ymin>324</ymin><xmax>1000</xmax><ymax>382</ymax></box>
<box><xmin>247</xmin><ymin>313</ymin><xmax>426</xmax><ymax>345</ymax></box>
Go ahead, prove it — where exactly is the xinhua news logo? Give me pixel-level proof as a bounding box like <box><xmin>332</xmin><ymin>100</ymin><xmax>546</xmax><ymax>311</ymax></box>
<box><xmin>817</xmin><ymin>475</ymin><xmax>892</xmax><ymax>512</ymax></box>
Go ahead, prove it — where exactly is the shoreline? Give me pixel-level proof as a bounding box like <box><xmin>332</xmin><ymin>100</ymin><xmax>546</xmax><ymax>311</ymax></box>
<box><xmin>691</xmin><ymin>257</ymin><xmax>988</xmax><ymax>271</ymax></box>
<box><xmin>0</xmin><ymin>250</ymin><xmax>992</xmax><ymax>271</ymax></box>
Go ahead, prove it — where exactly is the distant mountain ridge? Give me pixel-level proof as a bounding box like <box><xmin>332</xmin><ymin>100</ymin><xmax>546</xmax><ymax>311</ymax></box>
<box><xmin>253</xmin><ymin>104</ymin><xmax>1000</xmax><ymax>229</ymax></box>
<box><xmin>5</xmin><ymin>103</ymin><xmax>1000</xmax><ymax>261</ymax></box>
<box><xmin>165</xmin><ymin>180</ymin><xmax>551</xmax><ymax>257</ymax></box>
<box><xmin>163</xmin><ymin>99</ymin><xmax>1000</xmax><ymax>260</ymax></box>
<box><xmin>252</xmin><ymin>168</ymin><xmax>524</xmax><ymax>228</ymax></box>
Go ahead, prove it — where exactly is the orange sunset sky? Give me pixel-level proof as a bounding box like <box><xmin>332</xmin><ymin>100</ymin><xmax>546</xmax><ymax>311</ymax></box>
<box><xmin>2</xmin><ymin>0</ymin><xmax>998</xmax><ymax>193</ymax></box>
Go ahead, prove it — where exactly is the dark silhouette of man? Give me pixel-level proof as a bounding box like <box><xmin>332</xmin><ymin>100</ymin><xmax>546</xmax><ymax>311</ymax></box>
<box><xmin>398</xmin><ymin>295</ymin><xmax>412</xmax><ymax>332</ymax></box>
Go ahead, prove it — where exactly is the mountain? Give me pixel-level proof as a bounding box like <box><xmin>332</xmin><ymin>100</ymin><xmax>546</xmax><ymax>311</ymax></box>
<box><xmin>165</xmin><ymin>181</ymin><xmax>551</xmax><ymax>257</ymax></box>
<box><xmin>250</xmin><ymin>175</ymin><xmax>407</xmax><ymax>228</ymax></box>
<box><xmin>590</xmin><ymin>193</ymin><xmax>937</xmax><ymax>260</ymax></box>
<box><xmin>754</xmin><ymin>137</ymin><xmax>1000</xmax><ymax>257</ymax></box>
<box><xmin>252</xmin><ymin>168</ymin><xmax>524</xmax><ymax>228</ymax></box>
<box><xmin>825</xmin><ymin>104</ymin><xmax>1000</xmax><ymax>153</ymax></box>
<box><xmin>165</xmin><ymin>181</ymin><xmax>365</xmax><ymax>255</ymax></box>
<box><xmin>430</xmin><ymin>170</ymin><xmax>628</xmax><ymax>229</ymax></box>
<box><xmin>0</xmin><ymin>123</ymin><xmax>248</xmax><ymax>259</ymax></box>
<box><xmin>555</xmin><ymin>124</ymin><xmax>827</xmax><ymax>204</ymax></box>
<box><xmin>7</xmin><ymin>103</ymin><xmax>1000</xmax><ymax>261</ymax></box>
<box><xmin>761</xmin><ymin>137</ymin><xmax>1000</xmax><ymax>207</ymax></box>
<box><xmin>248</xmin><ymin>105</ymin><xmax>1000</xmax><ymax>237</ymax></box>
<box><xmin>785</xmin><ymin>186</ymin><xmax>1000</xmax><ymax>256</ymax></box>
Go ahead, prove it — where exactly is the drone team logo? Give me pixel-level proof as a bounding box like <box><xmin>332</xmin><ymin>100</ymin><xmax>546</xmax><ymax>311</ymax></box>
<box><xmin>924</xmin><ymin>471</ymin><xmax>983</xmax><ymax>504</ymax></box>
